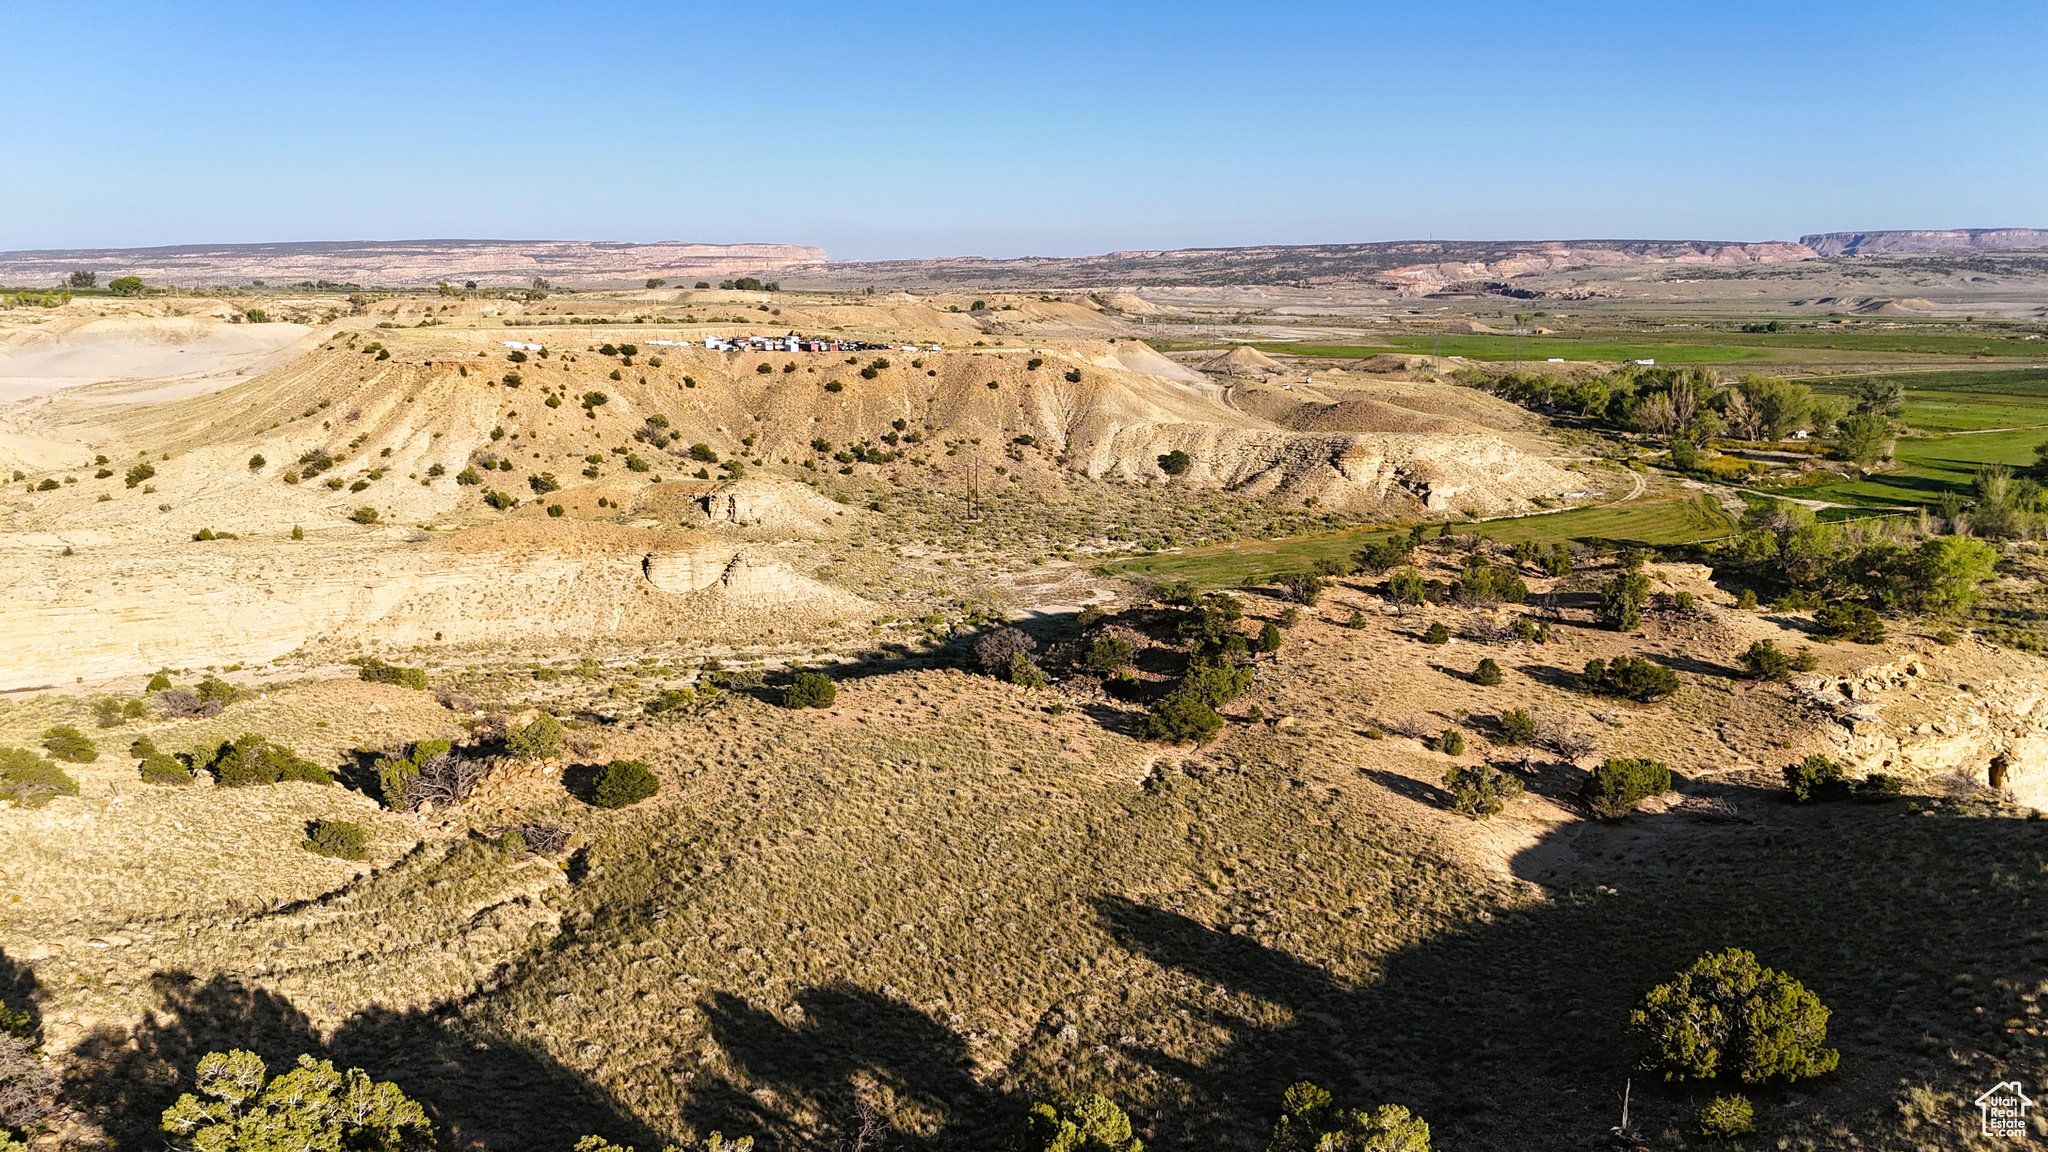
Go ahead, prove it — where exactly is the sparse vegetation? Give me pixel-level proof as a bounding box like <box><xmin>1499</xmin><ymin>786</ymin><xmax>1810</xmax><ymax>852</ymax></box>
<box><xmin>358</xmin><ymin>658</ymin><xmax>428</xmax><ymax>690</ymax></box>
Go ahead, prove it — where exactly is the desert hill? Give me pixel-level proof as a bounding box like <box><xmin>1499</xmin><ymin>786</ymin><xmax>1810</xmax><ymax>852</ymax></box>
<box><xmin>0</xmin><ymin>293</ymin><xmax>1574</xmax><ymax>687</ymax></box>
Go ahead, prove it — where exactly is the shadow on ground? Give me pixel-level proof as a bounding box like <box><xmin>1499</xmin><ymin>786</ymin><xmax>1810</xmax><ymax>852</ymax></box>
<box><xmin>65</xmin><ymin>973</ymin><xmax>658</xmax><ymax>1151</ymax></box>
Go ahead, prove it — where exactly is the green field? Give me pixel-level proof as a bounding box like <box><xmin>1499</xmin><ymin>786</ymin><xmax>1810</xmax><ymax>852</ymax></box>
<box><xmin>1097</xmin><ymin>495</ymin><xmax>1733</xmax><ymax>588</ymax></box>
<box><xmin>1813</xmin><ymin>368</ymin><xmax>2048</xmax><ymax>432</ymax></box>
<box><xmin>1783</xmin><ymin>427</ymin><xmax>2048</xmax><ymax>508</ymax></box>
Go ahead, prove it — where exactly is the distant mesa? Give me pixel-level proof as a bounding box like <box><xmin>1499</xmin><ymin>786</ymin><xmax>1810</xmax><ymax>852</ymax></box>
<box><xmin>1799</xmin><ymin>228</ymin><xmax>2048</xmax><ymax>257</ymax></box>
<box><xmin>774</xmin><ymin>238</ymin><xmax>1820</xmax><ymax>292</ymax></box>
<box><xmin>0</xmin><ymin>238</ymin><xmax>826</xmax><ymax>290</ymax></box>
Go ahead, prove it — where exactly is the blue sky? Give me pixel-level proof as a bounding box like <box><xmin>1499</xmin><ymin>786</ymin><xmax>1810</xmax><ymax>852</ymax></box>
<box><xmin>5</xmin><ymin>1</ymin><xmax>2044</xmax><ymax>259</ymax></box>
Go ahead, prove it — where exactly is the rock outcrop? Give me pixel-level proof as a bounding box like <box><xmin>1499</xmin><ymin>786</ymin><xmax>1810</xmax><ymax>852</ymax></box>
<box><xmin>1807</xmin><ymin>648</ymin><xmax>2048</xmax><ymax>808</ymax></box>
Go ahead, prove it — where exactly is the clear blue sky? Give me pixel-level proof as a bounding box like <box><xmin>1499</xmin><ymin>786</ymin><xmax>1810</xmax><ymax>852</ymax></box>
<box><xmin>6</xmin><ymin>1</ymin><xmax>2044</xmax><ymax>260</ymax></box>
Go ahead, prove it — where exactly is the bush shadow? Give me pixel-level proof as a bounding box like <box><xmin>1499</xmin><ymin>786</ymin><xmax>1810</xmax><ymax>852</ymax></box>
<box><xmin>693</xmin><ymin>983</ymin><xmax>1009</xmax><ymax>1150</ymax></box>
<box><xmin>66</xmin><ymin>972</ymin><xmax>658</xmax><ymax>1152</ymax></box>
<box><xmin>1359</xmin><ymin>767</ymin><xmax>1451</xmax><ymax>809</ymax></box>
<box><xmin>1074</xmin><ymin>781</ymin><xmax>2048</xmax><ymax>1146</ymax></box>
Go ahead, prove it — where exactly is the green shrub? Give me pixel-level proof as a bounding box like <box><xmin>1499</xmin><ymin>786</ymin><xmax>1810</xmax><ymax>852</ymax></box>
<box><xmin>349</xmin><ymin>507</ymin><xmax>379</xmax><ymax>524</ymax></box>
<box><xmin>482</xmin><ymin>490</ymin><xmax>516</xmax><ymax>510</ymax></box>
<box><xmin>358</xmin><ymin>658</ymin><xmax>428</xmax><ymax>690</ymax></box>
<box><xmin>783</xmin><ymin>671</ymin><xmax>837</xmax><ymax>709</ymax></box>
<box><xmin>1432</xmin><ymin>729</ymin><xmax>1466</xmax><ymax>756</ymax></box>
<box><xmin>1422</xmin><ymin>621</ymin><xmax>1449</xmax><ymax>645</ymax></box>
<box><xmin>1157</xmin><ymin>449</ymin><xmax>1192</xmax><ymax>476</ymax></box>
<box><xmin>1814</xmin><ymin>601</ymin><xmax>1886</xmax><ymax>644</ymax></box>
<box><xmin>1145</xmin><ymin>692</ymin><xmax>1225</xmax><ymax>744</ymax></box>
<box><xmin>1007</xmin><ymin>650</ymin><xmax>1050</xmax><ymax>689</ymax></box>
<box><xmin>592</xmin><ymin>759</ymin><xmax>659</xmax><ymax>808</ymax></box>
<box><xmin>0</xmin><ymin>746</ymin><xmax>78</xmax><ymax>808</ymax></box>
<box><xmin>1278</xmin><ymin>572</ymin><xmax>1327</xmax><ymax>606</ymax></box>
<box><xmin>1631</xmin><ymin>947</ymin><xmax>1838</xmax><ymax>1083</ymax></box>
<box><xmin>1178</xmin><ymin>661</ymin><xmax>1252</xmax><ymax>708</ymax></box>
<box><xmin>195</xmin><ymin>676</ymin><xmax>241</xmax><ymax>704</ymax></box>
<box><xmin>200</xmin><ymin>734</ymin><xmax>332</xmax><ymax>787</ymax></box>
<box><xmin>1472</xmin><ymin>658</ymin><xmax>1502</xmax><ymax>686</ymax></box>
<box><xmin>1910</xmin><ymin>534</ymin><xmax>1998</xmax><ymax>616</ymax></box>
<box><xmin>1082</xmin><ymin>634</ymin><xmax>1135</xmax><ymax>672</ymax></box>
<box><xmin>1454</xmin><ymin>557</ymin><xmax>1528</xmax><ymax>605</ymax></box>
<box><xmin>1351</xmin><ymin>538</ymin><xmax>1414</xmax><ymax>575</ymax></box>
<box><xmin>1854</xmin><ymin>772</ymin><xmax>1903</xmax><ymax>801</ymax></box>
<box><xmin>1696</xmin><ymin>1094</ymin><xmax>1755</xmax><ymax>1139</ymax></box>
<box><xmin>1783</xmin><ymin>753</ymin><xmax>1844</xmax><ymax>802</ymax></box>
<box><xmin>1578</xmin><ymin>656</ymin><xmax>1680</xmax><ymax>702</ymax></box>
<box><xmin>1016</xmin><ymin>1093</ymin><xmax>1143</xmax><ymax>1152</ymax></box>
<box><xmin>505</xmin><ymin>713</ymin><xmax>566</xmax><ymax>760</ymax></box>
<box><xmin>146</xmin><ymin>672</ymin><xmax>172</xmax><ymax>692</ymax></box>
<box><xmin>1267</xmin><ymin>1081</ymin><xmax>1432</xmax><ymax>1152</ymax></box>
<box><xmin>1739</xmin><ymin>639</ymin><xmax>1818</xmax><ymax>682</ymax></box>
<box><xmin>1387</xmin><ymin>568</ymin><xmax>1427</xmax><ymax>607</ymax></box>
<box><xmin>40</xmin><ymin>725</ymin><xmax>97</xmax><ymax>763</ymax></box>
<box><xmin>303</xmin><ymin>819</ymin><xmax>369</xmax><ymax>860</ymax></box>
<box><xmin>162</xmin><ymin>1051</ymin><xmax>430</xmax><ymax>1151</ymax></box>
<box><xmin>1598</xmin><ymin>568</ymin><xmax>1651</xmax><ymax>630</ymax></box>
<box><xmin>1257</xmin><ymin>621</ymin><xmax>1284</xmax><ymax>652</ymax></box>
<box><xmin>644</xmin><ymin>686</ymin><xmax>696</xmax><ymax>715</ymax></box>
<box><xmin>1580</xmin><ymin>757</ymin><xmax>1671</xmax><ymax>819</ymax></box>
<box><xmin>1443</xmin><ymin>762</ymin><xmax>1522</xmax><ymax>818</ymax></box>
<box><xmin>1497</xmin><ymin>708</ymin><xmax>1535</xmax><ymax>745</ymax></box>
<box><xmin>124</xmin><ymin>461</ymin><xmax>156</xmax><ymax>488</ymax></box>
<box><xmin>132</xmin><ymin>737</ymin><xmax>194</xmax><ymax>786</ymax></box>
